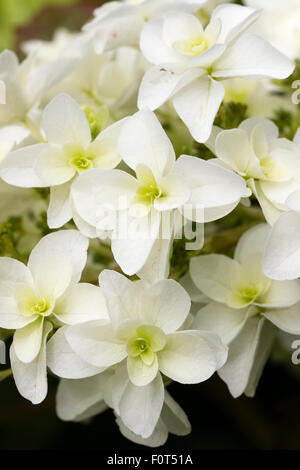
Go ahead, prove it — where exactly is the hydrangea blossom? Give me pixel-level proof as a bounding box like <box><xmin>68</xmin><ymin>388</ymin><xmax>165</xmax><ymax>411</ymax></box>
<box><xmin>0</xmin><ymin>93</ymin><xmax>124</xmax><ymax>229</ymax></box>
<box><xmin>48</xmin><ymin>269</ymin><xmax>227</xmax><ymax>438</ymax></box>
<box><xmin>190</xmin><ymin>225</ymin><xmax>300</xmax><ymax>397</ymax></box>
<box><xmin>138</xmin><ymin>4</ymin><xmax>294</xmax><ymax>142</ymax></box>
<box><xmin>262</xmin><ymin>211</ymin><xmax>300</xmax><ymax>281</ymax></box>
<box><xmin>56</xmin><ymin>375</ymin><xmax>191</xmax><ymax>447</ymax></box>
<box><xmin>244</xmin><ymin>0</ymin><xmax>300</xmax><ymax>59</ymax></box>
<box><xmin>0</xmin><ymin>230</ymin><xmax>108</xmax><ymax>403</ymax></box>
<box><xmin>0</xmin><ymin>50</ymin><xmax>77</xmax><ymax>148</ymax></box>
<box><xmin>72</xmin><ymin>109</ymin><xmax>248</xmax><ymax>278</ymax></box>
<box><xmin>207</xmin><ymin>119</ymin><xmax>300</xmax><ymax>224</ymax></box>
<box><xmin>83</xmin><ymin>0</ymin><xmax>206</xmax><ymax>53</ymax></box>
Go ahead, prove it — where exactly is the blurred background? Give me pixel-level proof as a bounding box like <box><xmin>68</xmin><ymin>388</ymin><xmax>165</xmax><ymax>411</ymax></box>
<box><xmin>0</xmin><ymin>0</ymin><xmax>300</xmax><ymax>451</ymax></box>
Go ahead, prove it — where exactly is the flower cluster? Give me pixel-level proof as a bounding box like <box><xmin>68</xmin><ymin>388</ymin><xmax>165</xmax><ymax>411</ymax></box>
<box><xmin>0</xmin><ymin>0</ymin><xmax>299</xmax><ymax>447</ymax></box>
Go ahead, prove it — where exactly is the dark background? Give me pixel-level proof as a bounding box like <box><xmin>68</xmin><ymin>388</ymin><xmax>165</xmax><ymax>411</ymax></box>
<box><xmin>1</xmin><ymin>360</ymin><xmax>300</xmax><ymax>450</ymax></box>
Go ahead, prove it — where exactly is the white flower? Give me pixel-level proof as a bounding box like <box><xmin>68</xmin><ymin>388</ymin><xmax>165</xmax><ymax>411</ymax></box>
<box><xmin>0</xmin><ymin>49</ymin><xmax>76</xmax><ymax>129</ymax></box>
<box><xmin>45</xmin><ymin>46</ymin><xmax>147</xmax><ymax>122</ymax></box>
<box><xmin>0</xmin><ymin>93</ymin><xmax>124</xmax><ymax>229</ymax></box>
<box><xmin>222</xmin><ymin>78</ymin><xmax>292</xmax><ymax>119</ymax></box>
<box><xmin>262</xmin><ymin>210</ymin><xmax>300</xmax><ymax>281</ymax></box>
<box><xmin>0</xmin><ymin>230</ymin><xmax>108</xmax><ymax>404</ymax></box>
<box><xmin>48</xmin><ymin>269</ymin><xmax>226</xmax><ymax>437</ymax></box>
<box><xmin>55</xmin><ymin>372</ymin><xmax>191</xmax><ymax>447</ymax></box>
<box><xmin>208</xmin><ymin>118</ymin><xmax>300</xmax><ymax>225</ymax></box>
<box><xmin>71</xmin><ymin>109</ymin><xmax>248</xmax><ymax>279</ymax></box>
<box><xmin>83</xmin><ymin>0</ymin><xmax>206</xmax><ymax>54</ymax></box>
<box><xmin>244</xmin><ymin>0</ymin><xmax>300</xmax><ymax>60</ymax></box>
<box><xmin>191</xmin><ymin>224</ymin><xmax>300</xmax><ymax>397</ymax></box>
<box><xmin>138</xmin><ymin>4</ymin><xmax>294</xmax><ymax>142</ymax></box>
<box><xmin>21</xmin><ymin>29</ymin><xmax>78</xmax><ymax>64</ymax></box>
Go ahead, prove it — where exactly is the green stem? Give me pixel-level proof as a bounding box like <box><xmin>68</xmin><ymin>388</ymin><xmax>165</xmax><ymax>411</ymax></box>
<box><xmin>0</xmin><ymin>369</ymin><xmax>12</xmax><ymax>382</ymax></box>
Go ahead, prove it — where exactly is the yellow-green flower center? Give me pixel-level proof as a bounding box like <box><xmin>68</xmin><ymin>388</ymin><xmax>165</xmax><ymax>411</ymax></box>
<box><xmin>70</xmin><ymin>155</ymin><xmax>93</xmax><ymax>172</ymax></box>
<box><xmin>134</xmin><ymin>164</ymin><xmax>165</xmax><ymax>207</ymax></box>
<box><xmin>30</xmin><ymin>298</ymin><xmax>49</xmax><ymax>315</ymax></box>
<box><xmin>174</xmin><ymin>33</ymin><xmax>209</xmax><ymax>57</ymax></box>
<box><xmin>237</xmin><ymin>285</ymin><xmax>260</xmax><ymax>303</ymax></box>
<box><xmin>126</xmin><ymin>324</ymin><xmax>166</xmax><ymax>366</ymax></box>
<box><xmin>136</xmin><ymin>183</ymin><xmax>162</xmax><ymax>204</ymax></box>
<box><xmin>14</xmin><ymin>284</ymin><xmax>53</xmax><ymax>318</ymax></box>
<box><xmin>128</xmin><ymin>337</ymin><xmax>150</xmax><ymax>356</ymax></box>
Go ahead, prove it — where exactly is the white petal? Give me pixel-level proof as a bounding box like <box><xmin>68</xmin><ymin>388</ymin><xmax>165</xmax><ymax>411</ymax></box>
<box><xmin>118</xmin><ymin>110</ymin><xmax>175</xmax><ymax>179</ymax></box>
<box><xmin>0</xmin><ymin>257</ymin><xmax>33</xmax><ymax>286</ymax></box>
<box><xmin>174</xmin><ymin>155</ymin><xmax>247</xmax><ymax>222</ymax></box>
<box><xmin>180</xmin><ymin>271</ymin><xmax>208</xmax><ymax>304</ymax></box>
<box><xmin>28</xmin><ymin>230</ymin><xmax>88</xmax><ymax>288</ymax></box>
<box><xmin>218</xmin><ymin>316</ymin><xmax>276</xmax><ymax>398</ymax></box>
<box><xmin>0</xmin><ymin>124</ymin><xmax>31</xmax><ymax>159</ymax></box>
<box><xmin>138</xmin><ymin>65</ymin><xmax>202</xmax><ymax>112</ymax></box>
<box><xmin>262</xmin><ymin>212</ymin><xmax>300</xmax><ymax>280</ymax></box>
<box><xmin>98</xmin><ymin>270</ymin><xmax>133</xmax><ymax>326</ymax></box>
<box><xmin>66</xmin><ymin>321</ymin><xmax>127</xmax><ymax>368</ymax></box>
<box><xmin>73</xmin><ymin>209</ymin><xmax>98</xmax><ymax>238</ymax></box>
<box><xmin>173</xmin><ymin>77</ymin><xmax>225</xmax><ymax>143</ymax></box>
<box><xmin>47</xmin><ymin>326</ymin><xmax>103</xmax><ymax>379</ymax></box>
<box><xmin>144</xmin><ymin>279</ymin><xmax>191</xmax><ymax>334</ymax></box>
<box><xmin>210</xmin><ymin>4</ymin><xmax>260</xmax><ymax>43</ymax></box>
<box><xmin>252</xmin><ymin>180</ymin><xmax>282</xmax><ymax>226</ymax></box>
<box><xmin>25</xmin><ymin>58</ymin><xmax>77</xmax><ymax>105</ymax></box>
<box><xmin>0</xmin><ymin>296</ymin><xmax>36</xmax><ymax>329</ymax></box>
<box><xmin>158</xmin><ymin>330</ymin><xmax>227</xmax><ymax>384</ymax></box>
<box><xmin>35</xmin><ymin>146</ymin><xmax>75</xmax><ymax>186</ymax></box>
<box><xmin>10</xmin><ymin>320</ymin><xmax>53</xmax><ymax>404</ymax></box>
<box><xmin>286</xmin><ymin>190</ymin><xmax>300</xmax><ymax>212</ymax></box>
<box><xmin>193</xmin><ymin>302</ymin><xmax>249</xmax><ymax>345</ymax></box>
<box><xmin>0</xmin><ymin>50</ymin><xmax>18</xmax><ymax>74</ymax></box>
<box><xmin>42</xmin><ymin>93</ymin><xmax>91</xmax><ymax>146</ymax></box>
<box><xmin>116</xmin><ymin>416</ymin><xmax>168</xmax><ymax>448</ymax></box>
<box><xmin>213</xmin><ymin>34</ymin><xmax>295</xmax><ymax>79</ymax></box>
<box><xmin>190</xmin><ymin>254</ymin><xmax>241</xmax><ymax>304</ymax></box>
<box><xmin>56</xmin><ymin>374</ymin><xmax>108</xmax><ymax>421</ymax></box>
<box><xmin>258</xmin><ymin>280</ymin><xmax>300</xmax><ymax>309</ymax></box>
<box><xmin>71</xmin><ymin>168</ymin><xmax>138</xmax><ymax>229</ymax></box>
<box><xmin>215</xmin><ymin>128</ymin><xmax>251</xmax><ymax>174</ymax></box>
<box><xmin>140</xmin><ymin>17</ymin><xmax>182</xmax><ymax>65</ymax></box>
<box><xmin>47</xmin><ymin>181</ymin><xmax>73</xmax><ymax>229</ymax></box>
<box><xmin>118</xmin><ymin>372</ymin><xmax>164</xmax><ymax>438</ymax></box>
<box><xmin>234</xmin><ymin>224</ymin><xmax>270</xmax><ymax>262</ymax></box>
<box><xmin>154</xmin><ymin>174</ymin><xmax>191</xmax><ymax>211</ymax></box>
<box><xmin>127</xmin><ymin>355</ymin><xmax>159</xmax><ymax>387</ymax></box>
<box><xmin>55</xmin><ymin>283</ymin><xmax>109</xmax><ymax>325</ymax></box>
<box><xmin>92</xmin><ymin>118</ymin><xmax>125</xmax><ymax>169</ymax></box>
<box><xmin>161</xmin><ymin>390</ymin><xmax>191</xmax><ymax>436</ymax></box>
<box><xmin>13</xmin><ymin>317</ymin><xmax>44</xmax><ymax>363</ymax></box>
<box><xmin>111</xmin><ymin>211</ymin><xmax>161</xmax><ymax>276</ymax></box>
<box><xmin>239</xmin><ymin>117</ymin><xmax>279</xmax><ymax>140</ymax></box>
<box><xmin>137</xmin><ymin>237</ymin><xmax>173</xmax><ymax>283</ymax></box>
<box><xmin>244</xmin><ymin>319</ymin><xmax>277</xmax><ymax>398</ymax></box>
<box><xmin>0</xmin><ymin>144</ymin><xmax>52</xmax><ymax>187</ymax></box>
<box><xmin>264</xmin><ymin>304</ymin><xmax>300</xmax><ymax>335</ymax></box>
